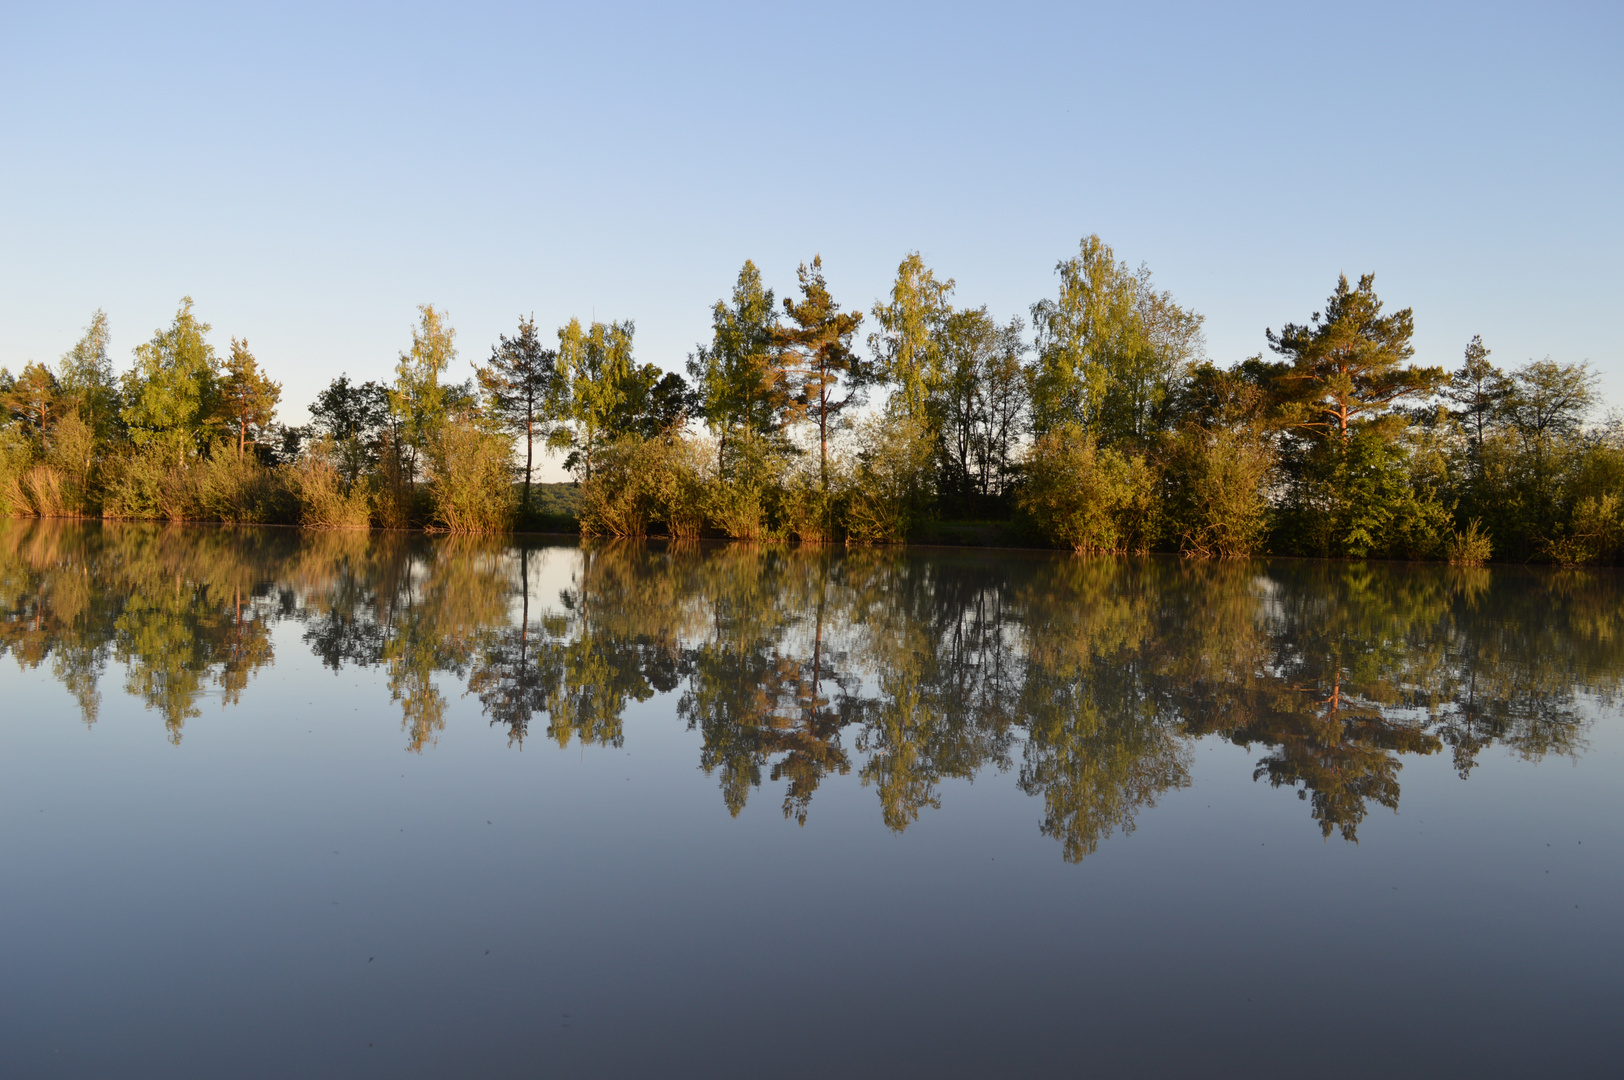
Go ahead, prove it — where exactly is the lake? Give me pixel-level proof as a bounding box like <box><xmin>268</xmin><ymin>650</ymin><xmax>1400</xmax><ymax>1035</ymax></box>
<box><xmin>1</xmin><ymin>520</ymin><xmax>1619</xmax><ymax>1078</ymax></box>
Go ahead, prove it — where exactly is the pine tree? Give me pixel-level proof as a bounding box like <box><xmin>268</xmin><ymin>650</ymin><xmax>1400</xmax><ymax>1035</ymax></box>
<box><xmin>219</xmin><ymin>338</ymin><xmax>282</xmax><ymax>454</ymax></box>
<box><xmin>477</xmin><ymin>315</ymin><xmax>558</xmax><ymax>509</ymax></box>
<box><xmin>773</xmin><ymin>256</ymin><xmax>869</xmax><ymax>492</ymax></box>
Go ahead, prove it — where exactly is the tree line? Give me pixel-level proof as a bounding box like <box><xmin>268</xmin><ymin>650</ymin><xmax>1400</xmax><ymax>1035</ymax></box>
<box><xmin>2</xmin><ymin>520</ymin><xmax>1612</xmax><ymax>858</ymax></box>
<box><xmin>2</xmin><ymin>237</ymin><xmax>1620</xmax><ymax>562</ymax></box>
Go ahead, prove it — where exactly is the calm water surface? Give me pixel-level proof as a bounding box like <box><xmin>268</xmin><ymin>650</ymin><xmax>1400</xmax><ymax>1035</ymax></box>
<box><xmin>1</xmin><ymin>521</ymin><xmax>1620</xmax><ymax>1078</ymax></box>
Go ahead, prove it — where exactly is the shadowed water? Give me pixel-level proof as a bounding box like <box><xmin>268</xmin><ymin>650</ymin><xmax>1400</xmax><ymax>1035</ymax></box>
<box><xmin>1</xmin><ymin>521</ymin><xmax>1620</xmax><ymax>1077</ymax></box>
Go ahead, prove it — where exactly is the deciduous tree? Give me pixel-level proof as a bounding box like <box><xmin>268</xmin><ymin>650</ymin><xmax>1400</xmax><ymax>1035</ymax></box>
<box><xmin>121</xmin><ymin>297</ymin><xmax>220</xmax><ymax>463</ymax></box>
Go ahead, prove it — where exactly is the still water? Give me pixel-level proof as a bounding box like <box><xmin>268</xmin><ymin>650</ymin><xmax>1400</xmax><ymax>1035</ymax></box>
<box><xmin>1</xmin><ymin>521</ymin><xmax>1619</xmax><ymax>1078</ymax></box>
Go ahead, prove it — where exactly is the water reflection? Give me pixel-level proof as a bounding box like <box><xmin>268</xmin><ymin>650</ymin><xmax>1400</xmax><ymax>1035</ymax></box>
<box><xmin>1</xmin><ymin>519</ymin><xmax>1616</xmax><ymax>858</ymax></box>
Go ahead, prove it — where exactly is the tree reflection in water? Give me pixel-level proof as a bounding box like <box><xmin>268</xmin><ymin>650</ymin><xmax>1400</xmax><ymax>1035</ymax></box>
<box><xmin>1</xmin><ymin>519</ymin><xmax>1616</xmax><ymax>858</ymax></box>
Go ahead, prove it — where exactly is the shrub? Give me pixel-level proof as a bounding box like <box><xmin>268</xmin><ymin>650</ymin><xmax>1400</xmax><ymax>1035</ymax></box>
<box><xmin>0</xmin><ymin>420</ymin><xmax>34</xmax><ymax>516</ymax></box>
<box><xmin>102</xmin><ymin>445</ymin><xmax>191</xmax><ymax>521</ymax></box>
<box><xmin>1019</xmin><ymin>426</ymin><xmax>1159</xmax><ymax>553</ymax></box>
<box><xmin>1444</xmin><ymin>518</ymin><xmax>1493</xmax><ymax>565</ymax></box>
<box><xmin>781</xmin><ymin>458</ymin><xmax>844</xmax><ymax>543</ymax></box>
<box><xmin>704</xmin><ymin>443</ymin><xmax>786</xmax><ymax>541</ymax></box>
<box><xmin>844</xmin><ymin>414</ymin><xmax>936</xmax><ymax>544</ymax></box>
<box><xmin>1544</xmin><ymin>493</ymin><xmax>1624</xmax><ymax>565</ymax></box>
<box><xmin>22</xmin><ymin>466</ymin><xmax>69</xmax><ymax>517</ymax></box>
<box><xmin>1161</xmin><ymin>427</ymin><xmax>1272</xmax><ymax>558</ymax></box>
<box><xmin>43</xmin><ymin>412</ymin><xmax>99</xmax><ymax>516</ymax></box>
<box><xmin>194</xmin><ymin>447</ymin><xmax>291</xmax><ymax>523</ymax></box>
<box><xmin>428</xmin><ymin>417</ymin><xmax>517</xmax><ymax>533</ymax></box>
<box><xmin>650</xmin><ymin>436</ymin><xmax>711</xmax><ymax>539</ymax></box>
<box><xmin>579</xmin><ymin>437</ymin><xmax>657</xmax><ymax>537</ymax></box>
<box><xmin>285</xmin><ymin>437</ymin><xmax>371</xmax><ymax>528</ymax></box>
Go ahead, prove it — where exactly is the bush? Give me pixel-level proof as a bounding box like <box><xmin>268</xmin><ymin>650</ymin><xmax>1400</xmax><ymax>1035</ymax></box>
<box><xmin>1019</xmin><ymin>426</ymin><xmax>1158</xmax><ymax>553</ymax></box>
<box><xmin>194</xmin><ymin>447</ymin><xmax>291</xmax><ymax>524</ymax></box>
<box><xmin>428</xmin><ymin>418</ymin><xmax>517</xmax><ymax>533</ymax></box>
<box><xmin>780</xmin><ymin>458</ymin><xmax>844</xmax><ymax>543</ymax></box>
<box><xmin>0</xmin><ymin>420</ymin><xmax>35</xmax><ymax>516</ymax></box>
<box><xmin>704</xmin><ymin>442</ymin><xmax>786</xmax><ymax>541</ymax></box>
<box><xmin>844</xmin><ymin>414</ymin><xmax>935</xmax><ymax>544</ymax></box>
<box><xmin>1444</xmin><ymin>518</ymin><xmax>1493</xmax><ymax>565</ymax></box>
<box><xmin>285</xmin><ymin>437</ymin><xmax>371</xmax><ymax>528</ymax></box>
<box><xmin>1161</xmin><ymin>427</ymin><xmax>1272</xmax><ymax>557</ymax></box>
<box><xmin>102</xmin><ymin>445</ymin><xmax>190</xmax><ymax>521</ymax></box>
<box><xmin>580</xmin><ymin>433</ymin><xmax>715</xmax><ymax>539</ymax></box>
<box><xmin>43</xmin><ymin>412</ymin><xmax>99</xmax><ymax>515</ymax></box>
<box><xmin>1544</xmin><ymin>493</ymin><xmax>1624</xmax><ymax>565</ymax></box>
<box><xmin>657</xmin><ymin>438</ymin><xmax>712</xmax><ymax>539</ymax></box>
<box><xmin>579</xmin><ymin>437</ymin><xmax>658</xmax><ymax>537</ymax></box>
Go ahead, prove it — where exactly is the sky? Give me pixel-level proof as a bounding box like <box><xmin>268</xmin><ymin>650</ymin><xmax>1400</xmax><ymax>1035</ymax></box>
<box><xmin>2</xmin><ymin>1</ymin><xmax>1620</xmax><ymax>478</ymax></box>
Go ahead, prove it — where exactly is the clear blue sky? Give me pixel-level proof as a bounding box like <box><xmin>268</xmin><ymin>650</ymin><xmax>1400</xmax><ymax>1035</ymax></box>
<box><xmin>4</xmin><ymin>1</ymin><xmax>1620</xmax><ymax>468</ymax></box>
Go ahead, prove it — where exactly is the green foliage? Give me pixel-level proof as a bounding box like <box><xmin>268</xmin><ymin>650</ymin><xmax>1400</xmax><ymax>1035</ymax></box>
<box><xmin>1444</xmin><ymin>519</ymin><xmax>1493</xmax><ymax>565</ymax></box>
<box><xmin>389</xmin><ymin>304</ymin><xmax>457</xmax><ymax>484</ymax></box>
<box><xmin>550</xmin><ymin>318</ymin><xmax>692</xmax><ymax>478</ymax></box>
<box><xmin>1276</xmin><ymin>420</ymin><xmax>1452</xmax><ymax>558</ymax></box>
<box><xmin>1030</xmin><ymin>235</ymin><xmax>1203</xmax><ymax>444</ymax></box>
<box><xmin>284</xmin><ymin>437</ymin><xmax>372</xmax><ymax>528</ymax></box>
<box><xmin>1018</xmin><ymin>425</ymin><xmax>1159</xmax><ymax>553</ymax></box>
<box><xmin>121</xmin><ymin>297</ymin><xmax>220</xmax><ymax>462</ymax></box>
<box><xmin>780</xmin><ymin>459</ymin><xmax>843</xmax><ymax>543</ymax></box>
<box><xmin>42</xmin><ymin>411</ymin><xmax>100</xmax><ymax>516</ymax></box>
<box><xmin>218</xmin><ymin>338</ymin><xmax>281</xmax><ymax>455</ymax></box>
<box><xmin>1544</xmin><ymin>494</ymin><xmax>1624</xmax><ymax>565</ymax></box>
<box><xmin>309</xmin><ymin>375</ymin><xmax>392</xmax><ymax>485</ymax></box>
<box><xmin>869</xmin><ymin>252</ymin><xmax>954</xmax><ymax>423</ymax></box>
<box><xmin>3</xmin><ymin>361</ymin><xmax>64</xmax><ymax>443</ymax></box>
<box><xmin>0</xmin><ymin>420</ymin><xmax>37</xmax><ymax>515</ymax></box>
<box><xmin>59</xmin><ymin>309</ymin><xmax>122</xmax><ymax>444</ymax></box>
<box><xmin>428</xmin><ymin>417</ymin><xmax>518</xmax><ymax>533</ymax></box>
<box><xmin>1266</xmin><ymin>273</ymin><xmax>1441</xmax><ymax>440</ymax></box>
<box><xmin>192</xmin><ymin>446</ymin><xmax>290</xmax><ymax>524</ymax></box>
<box><xmin>844</xmin><ymin>413</ymin><xmax>937</xmax><ymax>543</ymax></box>
<box><xmin>578</xmin><ymin>433</ymin><xmax>713</xmax><ymax>539</ymax></box>
<box><xmin>477</xmin><ymin>315</ymin><xmax>557</xmax><ymax>509</ymax></box>
<box><xmin>938</xmin><ymin>308</ymin><xmax>1029</xmax><ymax>502</ymax></box>
<box><xmin>1161</xmin><ymin>426</ymin><xmax>1272</xmax><ymax>557</ymax></box>
<box><xmin>775</xmin><ymin>256</ymin><xmax>869</xmax><ymax>492</ymax></box>
<box><xmin>688</xmin><ymin>261</ymin><xmax>790</xmax><ymax>474</ymax></box>
<box><xmin>101</xmin><ymin>443</ymin><xmax>190</xmax><ymax>520</ymax></box>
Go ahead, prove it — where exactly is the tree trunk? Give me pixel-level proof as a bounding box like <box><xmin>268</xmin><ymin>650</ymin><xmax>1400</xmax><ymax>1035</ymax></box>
<box><xmin>524</xmin><ymin>399</ymin><xmax>534</xmax><ymax>512</ymax></box>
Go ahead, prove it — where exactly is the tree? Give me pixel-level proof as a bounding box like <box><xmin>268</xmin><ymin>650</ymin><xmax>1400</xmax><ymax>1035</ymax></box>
<box><xmin>1263</xmin><ymin>275</ymin><xmax>1448</xmax><ymax>557</ymax></box>
<box><xmin>1110</xmin><ymin>272</ymin><xmax>1205</xmax><ymax>442</ymax></box>
<box><xmin>121</xmin><ymin>296</ymin><xmax>220</xmax><ymax>463</ymax></box>
<box><xmin>477</xmin><ymin>315</ymin><xmax>558</xmax><ymax>509</ymax></box>
<box><xmin>551</xmin><ymin>317</ymin><xmax>636</xmax><ymax>480</ymax></box>
<box><xmin>310</xmin><ymin>375</ymin><xmax>391</xmax><ymax>483</ymax></box>
<box><xmin>1500</xmin><ymin>357</ymin><xmax>1598</xmax><ymax>530</ymax></box>
<box><xmin>687</xmin><ymin>260</ymin><xmax>789</xmax><ymax>473</ymax></box>
<box><xmin>2</xmin><ymin>362</ymin><xmax>62</xmax><ymax>444</ymax></box>
<box><xmin>939</xmin><ymin>307</ymin><xmax>997</xmax><ymax>499</ymax></box>
<box><xmin>389</xmin><ymin>304</ymin><xmax>456</xmax><ymax>486</ymax></box>
<box><xmin>773</xmin><ymin>256</ymin><xmax>869</xmax><ymax>493</ymax></box>
<box><xmin>1266</xmin><ymin>273</ymin><xmax>1442</xmax><ymax>440</ymax></box>
<box><xmin>59</xmin><ymin>310</ymin><xmax>120</xmax><ymax>442</ymax></box>
<box><xmin>869</xmin><ymin>252</ymin><xmax>954</xmax><ymax>423</ymax></box>
<box><xmin>620</xmin><ymin>368</ymin><xmax>697</xmax><ymax>440</ymax></box>
<box><xmin>1444</xmin><ymin>335</ymin><xmax>1507</xmax><ymax>452</ymax></box>
<box><xmin>938</xmin><ymin>307</ymin><xmax>1031</xmax><ymax>501</ymax></box>
<box><xmin>1501</xmin><ymin>358</ymin><xmax>1595</xmax><ymax>448</ymax></box>
<box><xmin>218</xmin><ymin>338</ymin><xmax>281</xmax><ymax>454</ymax></box>
<box><xmin>1029</xmin><ymin>235</ymin><xmax>1142</xmax><ymax>438</ymax></box>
